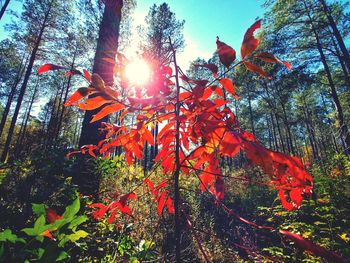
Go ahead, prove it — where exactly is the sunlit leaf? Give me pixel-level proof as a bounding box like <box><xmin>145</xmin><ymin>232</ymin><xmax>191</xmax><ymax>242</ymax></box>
<box><xmin>216</xmin><ymin>37</ymin><xmax>236</xmax><ymax>68</ymax></box>
<box><xmin>241</xmin><ymin>20</ymin><xmax>261</xmax><ymax>59</ymax></box>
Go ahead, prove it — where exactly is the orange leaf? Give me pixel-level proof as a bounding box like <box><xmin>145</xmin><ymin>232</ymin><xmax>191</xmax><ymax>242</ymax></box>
<box><xmin>241</xmin><ymin>20</ymin><xmax>261</xmax><ymax>59</ymax></box>
<box><xmin>219</xmin><ymin>78</ymin><xmax>238</xmax><ymax>99</ymax></box>
<box><xmin>255</xmin><ymin>52</ymin><xmax>279</xmax><ymax>63</ymax></box>
<box><xmin>255</xmin><ymin>52</ymin><xmax>293</xmax><ymax>70</ymax></box>
<box><xmin>37</xmin><ymin>63</ymin><xmax>66</xmax><ymax>74</ymax></box>
<box><xmin>244</xmin><ymin>61</ymin><xmax>271</xmax><ymax>79</ymax></box>
<box><xmin>65</xmin><ymin>87</ymin><xmax>97</xmax><ymax>106</ymax></box>
<box><xmin>76</xmin><ymin>96</ymin><xmax>113</xmax><ymax>110</ymax></box>
<box><xmin>40</xmin><ymin>230</ymin><xmax>54</xmax><ymax>240</ymax></box>
<box><xmin>282</xmin><ymin>61</ymin><xmax>292</xmax><ymax>70</ymax></box>
<box><xmin>90</xmin><ymin>103</ymin><xmax>126</xmax><ymax>123</ymax></box>
<box><xmin>83</xmin><ymin>69</ymin><xmax>92</xmax><ymax>82</ymax></box>
<box><xmin>216</xmin><ymin>37</ymin><xmax>236</xmax><ymax>68</ymax></box>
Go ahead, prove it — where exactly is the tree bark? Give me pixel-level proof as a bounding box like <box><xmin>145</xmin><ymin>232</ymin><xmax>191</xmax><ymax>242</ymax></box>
<box><xmin>0</xmin><ymin>53</ymin><xmax>27</xmax><ymax>138</ymax></box>
<box><xmin>319</xmin><ymin>0</ymin><xmax>350</xmax><ymax>74</ymax></box>
<box><xmin>0</xmin><ymin>0</ymin><xmax>10</xmax><ymax>21</ymax></box>
<box><xmin>55</xmin><ymin>47</ymin><xmax>77</xmax><ymax>143</ymax></box>
<box><xmin>15</xmin><ymin>81</ymin><xmax>38</xmax><ymax>157</ymax></box>
<box><xmin>79</xmin><ymin>0</ymin><xmax>123</xmax><ymax>147</ymax></box>
<box><xmin>1</xmin><ymin>1</ymin><xmax>52</xmax><ymax>162</ymax></box>
<box><xmin>303</xmin><ymin>0</ymin><xmax>350</xmax><ymax>154</ymax></box>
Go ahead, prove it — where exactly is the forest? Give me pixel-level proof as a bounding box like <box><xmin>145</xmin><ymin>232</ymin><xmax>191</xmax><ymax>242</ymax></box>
<box><xmin>0</xmin><ymin>0</ymin><xmax>350</xmax><ymax>262</ymax></box>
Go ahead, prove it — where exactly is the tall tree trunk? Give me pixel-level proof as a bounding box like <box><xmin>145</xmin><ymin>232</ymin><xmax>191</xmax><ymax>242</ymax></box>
<box><xmin>270</xmin><ymin>112</ymin><xmax>279</xmax><ymax>151</ymax></box>
<box><xmin>15</xmin><ymin>81</ymin><xmax>38</xmax><ymax>157</ymax></box>
<box><xmin>280</xmin><ymin>102</ymin><xmax>294</xmax><ymax>154</ymax></box>
<box><xmin>0</xmin><ymin>0</ymin><xmax>10</xmax><ymax>21</ymax></box>
<box><xmin>79</xmin><ymin>0</ymin><xmax>123</xmax><ymax>147</ymax></box>
<box><xmin>45</xmin><ymin>88</ymin><xmax>60</xmax><ymax>146</ymax></box>
<box><xmin>0</xmin><ymin>53</ymin><xmax>27</xmax><ymax>138</ymax></box>
<box><xmin>319</xmin><ymin>0</ymin><xmax>350</xmax><ymax>74</ymax></box>
<box><xmin>247</xmin><ymin>88</ymin><xmax>255</xmax><ymax>135</ymax></box>
<box><xmin>330</xmin><ymin>34</ymin><xmax>350</xmax><ymax>95</ymax></box>
<box><xmin>55</xmin><ymin>47</ymin><xmax>77</xmax><ymax>143</ymax></box>
<box><xmin>275</xmin><ymin>113</ymin><xmax>286</xmax><ymax>153</ymax></box>
<box><xmin>304</xmin><ymin>1</ymin><xmax>350</xmax><ymax>154</ymax></box>
<box><xmin>1</xmin><ymin>1</ymin><xmax>52</xmax><ymax>163</ymax></box>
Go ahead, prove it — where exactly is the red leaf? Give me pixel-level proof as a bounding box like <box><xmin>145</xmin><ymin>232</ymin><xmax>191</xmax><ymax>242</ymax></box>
<box><xmin>244</xmin><ymin>61</ymin><xmax>271</xmax><ymax>79</ymax></box>
<box><xmin>37</xmin><ymin>63</ymin><xmax>66</xmax><ymax>74</ymax></box>
<box><xmin>166</xmin><ymin>197</ymin><xmax>175</xmax><ymax>214</ymax></box>
<box><xmin>76</xmin><ymin>96</ymin><xmax>113</xmax><ymax>110</ymax></box>
<box><xmin>194</xmin><ymin>64</ymin><xmax>218</xmax><ymax>78</ymax></box>
<box><xmin>219</xmin><ymin>132</ymin><xmax>241</xmax><ymax>157</ymax></box>
<box><xmin>241</xmin><ymin>20</ymin><xmax>261</xmax><ymax>59</ymax></box>
<box><xmin>216</xmin><ymin>37</ymin><xmax>236</xmax><ymax>68</ymax></box>
<box><xmin>46</xmin><ymin>209</ymin><xmax>62</xmax><ymax>223</ymax></box>
<box><xmin>144</xmin><ymin>179</ymin><xmax>155</xmax><ymax>195</ymax></box>
<box><xmin>40</xmin><ymin>230</ymin><xmax>54</xmax><ymax>240</ymax></box>
<box><xmin>89</xmin><ymin>203</ymin><xmax>108</xmax><ymax>220</ymax></box>
<box><xmin>219</xmin><ymin>78</ymin><xmax>238</xmax><ymax>99</ymax></box>
<box><xmin>83</xmin><ymin>69</ymin><xmax>92</xmax><ymax>82</ymax></box>
<box><xmin>65</xmin><ymin>87</ymin><xmax>97</xmax><ymax>106</ymax></box>
<box><xmin>282</xmin><ymin>61</ymin><xmax>292</xmax><ymax>70</ymax></box>
<box><xmin>90</xmin><ymin>103</ymin><xmax>126</xmax><ymax>123</ymax></box>
<box><xmin>255</xmin><ymin>52</ymin><xmax>279</xmax><ymax>63</ymax></box>
<box><xmin>255</xmin><ymin>52</ymin><xmax>292</xmax><ymax>70</ymax></box>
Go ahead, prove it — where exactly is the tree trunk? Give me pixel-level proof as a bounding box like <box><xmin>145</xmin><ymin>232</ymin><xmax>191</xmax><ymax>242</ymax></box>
<box><xmin>0</xmin><ymin>53</ymin><xmax>27</xmax><ymax>138</ymax></box>
<box><xmin>330</xmin><ymin>34</ymin><xmax>350</xmax><ymax>95</ymax></box>
<box><xmin>247</xmin><ymin>88</ymin><xmax>255</xmax><ymax>135</ymax></box>
<box><xmin>319</xmin><ymin>0</ymin><xmax>350</xmax><ymax>74</ymax></box>
<box><xmin>0</xmin><ymin>0</ymin><xmax>10</xmax><ymax>21</ymax></box>
<box><xmin>280</xmin><ymin>102</ymin><xmax>294</xmax><ymax>154</ymax></box>
<box><xmin>1</xmin><ymin>1</ymin><xmax>52</xmax><ymax>163</ymax></box>
<box><xmin>270</xmin><ymin>112</ymin><xmax>279</xmax><ymax>151</ymax></box>
<box><xmin>304</xmin><ymin>1</ymin><xmax>350</xmax><ymax>154</ymax></box>
<box><xmin>15</xmin><ymin>81</ymin><xmax>39</xmax><ymax>157</ymax></box>
<box><xmin>55</xmin><ymin>47</ymin><xmax>77</xmax><ymax>143</ymax></box>
<box><xmin>79</xmin><ymin>0</ymin><xmax>123</xmax><ymax>147</ymax></box>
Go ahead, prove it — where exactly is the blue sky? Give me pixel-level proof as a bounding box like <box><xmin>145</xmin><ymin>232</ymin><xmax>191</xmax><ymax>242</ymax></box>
<box><xmin>130</xmin><ymin>0</ymin><xmax>265</xmax><ymax>67</ymax></box>
<box><xmin>0</xmin><ymin>0</ymin><xmax>265</xmax><ymax>68</ymax></box>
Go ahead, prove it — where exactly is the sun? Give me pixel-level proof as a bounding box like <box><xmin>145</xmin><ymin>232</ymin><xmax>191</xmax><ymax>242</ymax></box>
<box><xmin>125</xmin><ymin>59</ymin><xmax>151</xmax><ymax>85</ymax></box>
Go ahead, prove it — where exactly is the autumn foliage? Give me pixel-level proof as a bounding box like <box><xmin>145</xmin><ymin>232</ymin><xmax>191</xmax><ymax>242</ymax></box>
<box><xmin>37</xmin><ymin>20</ymin><xmax>324</xmax><ymax>259</ymax></box>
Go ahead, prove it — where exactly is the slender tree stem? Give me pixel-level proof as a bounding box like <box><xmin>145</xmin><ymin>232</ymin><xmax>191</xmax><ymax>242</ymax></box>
<box><xmin>170</xmin><ymin>37</ymin><xmax>181</xmax><ymax>263</ymax></box>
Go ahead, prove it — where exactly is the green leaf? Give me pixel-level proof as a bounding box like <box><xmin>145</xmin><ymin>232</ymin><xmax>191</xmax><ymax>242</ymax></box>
<box><xmin>67</xmin><ymin>230</ymin><xmax>89</xmax><ymax>242</ymax></box>
<box><xmin>22</xmin><ymin>215</ymin><xmax>50</xmax><ymax>237</ymax></box>
<box><xmin>32</xmin><ymin>203</ymin><xmax>48</xmax><ymax>217</ymax></box>
<box><xmin>0</xmin><ymin>229</ymin><xmax>26</xmax><ymax>244</ymax></box>
<box><xmin>58</xmin><ymin>230</ymin><xmax>88</xmax><ymax>247</ymax></box>
<box><xmin>68</xmin><ymin>215</ymin><xmax>88</xmax><ymax>230</ymax></box>
<box><xmin>62</xmin><ymin>198</ymin><xmax>80</xmax><ymax>219</ymax></box>
<box><xmin>57</xmin><ymin>251</ymin><xmax>69</xmax><ymax>261</ymax></box>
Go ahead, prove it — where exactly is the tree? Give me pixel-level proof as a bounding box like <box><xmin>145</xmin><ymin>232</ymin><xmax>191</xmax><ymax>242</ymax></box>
<box><xmin>0</xmin><ymin>0</ymin><xmax>11</xmax><ymax>21</ymax></box>
<box><xmin>140</xmin><ymin>3</ymin><xmax>184</xmax><ymax>63</ymax></box>
<box><xmin>38</xmin><ymin>19</ymin><xmax>334</xmax><ymax>262</ymax></box>
<box><xmin>263</xmin><ymin>0</ymin><xmax>350</xmax><ymax>155</ymax></box>
<box><xmin>139</xmin><ymin>3</ymin><xmax>185</xmax><ymax>167</ymax></box>
<box><xmin>0</xmin><ymin>0</ymin><xmax>72</xmax><ymax>162</ymax></box>
<box><xmin>78</xmin><ymin>0</ymin><xmax>124</xmax><ymax>147</ymax></box>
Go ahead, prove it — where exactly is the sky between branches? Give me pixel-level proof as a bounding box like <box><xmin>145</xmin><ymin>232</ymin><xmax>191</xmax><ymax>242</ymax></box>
<box><xmin>0</xmin><ymin>0</ymin><xmax>264</xmax><ymax>69</ymax></box>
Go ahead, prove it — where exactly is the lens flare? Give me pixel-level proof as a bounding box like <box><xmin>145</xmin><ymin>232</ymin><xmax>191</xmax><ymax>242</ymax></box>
<box><xmin>125</xmin><ymin>59</ymin><xmax>151</xmax><ymax>85</ymax></box>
